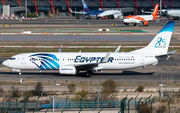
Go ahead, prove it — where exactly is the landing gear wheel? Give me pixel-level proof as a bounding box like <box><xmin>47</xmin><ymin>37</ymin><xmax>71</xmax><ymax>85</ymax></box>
<box><xmin>124</xmin><ymin>22</ymin><xmax>129</xmax><ymax>25</ymax></box>
<box><xmin>133</xmin><ymin>23</ymin><xmax>137</xmax><ymax>26</ymax></box>
<box><xmin>85</xmin><ymin>71</ymin><xmax>92</xmax><ymax>77</ymax></box>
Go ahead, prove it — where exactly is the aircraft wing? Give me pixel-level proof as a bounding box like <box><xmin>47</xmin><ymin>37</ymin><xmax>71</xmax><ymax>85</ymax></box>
<box><xmin>69</xmin><ymin>8</ymin><xmax>87</xmax><ymax>14</ymax></box>
<box><xmin>75</xmin><ymin>63</ymin><xmax>98</xmax><ymax>70</ymax></box>
<box><xmin>141</xmin><ymin>10</ymin><xmax>160</xmax><ymax>14</ymax></box>
<box><xmin>74</xmin><ymin>52</ymin><xmax>111</xmax><ymax>70</ymax></box>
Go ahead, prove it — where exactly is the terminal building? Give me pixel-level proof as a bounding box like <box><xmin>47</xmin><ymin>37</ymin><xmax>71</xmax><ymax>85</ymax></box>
<box><xmin>0</xmin><ymin>0</ymin><xmax>180</xmax><ymax>17</ymax></box>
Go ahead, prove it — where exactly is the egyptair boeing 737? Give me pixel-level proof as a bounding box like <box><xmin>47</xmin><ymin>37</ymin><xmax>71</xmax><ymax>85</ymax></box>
<box><xmin>2</xmin><ymin>21</ymin><xmax>176</xmax><ymax>77</ymax></box>
<box><xmin>123</xmin><ymin>4</ymin><xmax>159</xmax><ymax>26</ymax></box>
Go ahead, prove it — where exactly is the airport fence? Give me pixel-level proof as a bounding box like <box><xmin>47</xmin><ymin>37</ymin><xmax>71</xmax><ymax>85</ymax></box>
<box><xmin>40</xmin><ymin>94</ymin><xmax>179</xmax><ymax>113</ymax></box>
<box><xmin>0</xmin><ymin>81</ymin><xmax>179</xmax><ymax>113</ymax></box>
<box><xmin>0</xmin><ymin>94</ymin><xmax>175</xmax><ymax>113</ymax></box>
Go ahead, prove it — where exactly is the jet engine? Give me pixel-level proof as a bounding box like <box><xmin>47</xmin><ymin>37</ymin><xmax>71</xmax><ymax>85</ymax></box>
<box><xmin>141</xmin><ymin>21</ymin><xmax>148</xmax><ymax>26</ymax></box>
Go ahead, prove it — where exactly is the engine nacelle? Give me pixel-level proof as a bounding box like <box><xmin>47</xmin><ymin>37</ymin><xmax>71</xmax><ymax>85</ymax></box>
<box><xmin>141</xmin><ymin>21</ymin><xmax>148</xmax><ymax>26</ymax></box>
<box><xmin>59</xmin><ymin>66</ymin><xmax>76</xmax><ymax>75</ymax></box>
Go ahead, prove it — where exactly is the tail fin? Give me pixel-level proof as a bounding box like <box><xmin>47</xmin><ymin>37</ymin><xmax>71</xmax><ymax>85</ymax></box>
<box><xmin>162</xmin><ymin>0</ymin><xmax>168</xmax><ymax>9</ymax></box>
<box><xmin>82</xmin><ymin>0</ymin><xmax>90</xmax><ymax>12</ymax></box>
<box><xmin>69</xmin><ymin>8</ymin><xmax>73</xmax><ymax>13</ymax></box>
<box><xmin>151</xmin><ymin>4</ymin><xmax>159</xmax><ymax>19</ymax></box>
<box><xmin>131</xmin><ymin>21</ymin><xmax>175</xmax><ymax>55</ymax></box>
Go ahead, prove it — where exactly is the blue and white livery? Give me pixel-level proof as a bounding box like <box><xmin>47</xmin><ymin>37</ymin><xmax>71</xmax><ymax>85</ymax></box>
<box><xmin>70</xmin><ymin>0</ymin><xmax>122</xmax><ymax>19</ymax></box>
<box><xmin>2</xmin><ymin>21</ymin><xmax>176</xmax><ymax>77</ymax></box>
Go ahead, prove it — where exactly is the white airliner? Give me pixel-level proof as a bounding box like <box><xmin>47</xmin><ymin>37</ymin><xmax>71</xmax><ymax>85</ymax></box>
<box><xmin>2</xmin><ymin>21</ymin><xmax>176</xmax><ymax>77</ymax></box>
<box><xmin>142</xmin><ymin>0</ymin><xmax>180</xmax><ymax>20</ymax></box>
<box><xmin>70</xmin><ymin>0</ymin><xmax>122</xmax><ymax>19</ymax></box>
<box><xmin>123</xmin><ymin>4</ymin><xmax>159</xmax><ymax>26</ymax></box>
<box><xmin>162</xmin><ymin>9</ymin><xmax>180</xmax><ymax>20</ymax></box>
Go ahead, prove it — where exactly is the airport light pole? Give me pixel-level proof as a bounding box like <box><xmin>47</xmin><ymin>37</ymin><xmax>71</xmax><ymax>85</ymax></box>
<box><xmin>160</xmin><ymin>0</ymin><xmax>162</xmax><ymax>17</ymax></box>
<box><xmin>164</xmin><ymin>84</ymin><xmax>174</xmax><ymax>99</ymax></box>
<box><xmin>96</xmin><ymin>81</ymin><xmax>101</xmax><ymax>113</ymax></box>
<box><xmin>25</xmin><ymin>0</ymin><xmax>27</xmax><ymax>18</ymax></box>
<box><xmin>52</xmin><ymin>96</ymin><xmax>55</xmax><ymax>113</ymax></box>
<box><xmin>119</xmin><ymin>75</ymin><xmax>120</xmax><ymax>101</ymax></box>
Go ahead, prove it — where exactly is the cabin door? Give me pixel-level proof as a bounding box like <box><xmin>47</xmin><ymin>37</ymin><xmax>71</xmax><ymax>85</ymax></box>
<box><xmin>141</xmin><ymin>56</ymin><xmax>144</xmax><ymax>64</ymax></box>
<box><xmin>21</xmin><ymin>56</ymin><xmax>26</xmax><ymax>64</ymax></box>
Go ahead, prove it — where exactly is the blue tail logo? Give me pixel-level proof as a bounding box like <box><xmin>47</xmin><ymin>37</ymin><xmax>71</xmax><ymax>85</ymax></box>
<box><xmin>82</xmin><ymin>0</ymin><xmax>89</xmax><ymax>12</ymax></box>
<box><xmin>29</xmin><ymin>54</ymin><xmax>59</xmax><ymax>70</ymax></box>
<box><xmin>155</xmin><ymin>37</ymin><xmax>166</xmax><ymax>48</ymax></box>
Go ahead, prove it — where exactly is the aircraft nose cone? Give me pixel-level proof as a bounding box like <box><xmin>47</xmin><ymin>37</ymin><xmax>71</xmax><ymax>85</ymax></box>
<box><xmin>2</xmin><ymin>60</ymin><xmax>8</xmax><ymax>67</ymax></box>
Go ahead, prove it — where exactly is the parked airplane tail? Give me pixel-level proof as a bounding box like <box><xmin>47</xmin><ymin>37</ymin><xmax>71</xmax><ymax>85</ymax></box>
<box><xmin>82</xmin><ymin>0</ymin><xmax>90</xmax><ymax>12</ymax></box>
<box><xmin>131</xmin><ymin>21</ymin><xmax>175</xmax><ymax>55</ymax></box>
<box><xmin>151</xmin><ymin>4</ymin><xmax>159</xmax><ymax>19</ymax></box>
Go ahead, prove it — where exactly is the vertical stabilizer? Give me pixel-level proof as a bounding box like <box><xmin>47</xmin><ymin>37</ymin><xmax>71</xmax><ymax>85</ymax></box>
<box><xmin>131</xmin><ymin>21</ymin><xmax>174</xmax><ymax>55</ymax></box>
<box><xmin>82</xmin><ymin>0</ymin><xmax>90</xmax><ymax>12</ymax></box>
<box><xmin>151</xmin><ymin>4</ymin><xmax>159</xmax><ymax>19</ymax></box>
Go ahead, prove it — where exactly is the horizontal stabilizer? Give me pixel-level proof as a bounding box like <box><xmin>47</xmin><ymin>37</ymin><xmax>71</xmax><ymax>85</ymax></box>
<box><xmin>155</xmin><ymin>50</ymin><xmax>176</xmax><ymax>57</ymax></box>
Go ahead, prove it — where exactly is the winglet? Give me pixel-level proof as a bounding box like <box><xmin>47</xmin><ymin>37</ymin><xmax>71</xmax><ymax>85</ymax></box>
<box><xmin>114</xmin><ymin>45</ymin><xmax>121</xmax><ymax>53</ymax></box>
<box><xmin>101</xmin><ymin>51</ymin><xmax>111</xmax><ymax>63</ymax></box>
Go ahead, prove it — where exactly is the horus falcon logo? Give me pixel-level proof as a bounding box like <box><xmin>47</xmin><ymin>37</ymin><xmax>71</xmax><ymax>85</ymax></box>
<box><xmin>29</xmin><ymin>54</ymin><xmax>59</xmax><ymax>70</ymax></box>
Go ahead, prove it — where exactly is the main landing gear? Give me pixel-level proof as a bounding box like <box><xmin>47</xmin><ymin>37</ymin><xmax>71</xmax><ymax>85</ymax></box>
<box><xmin>85</xmin><ymin>70</ymin><xmax>92</xmax><ymax>77</ymax></box>
<box><xmin>133</xmin><ymin>23</ymin><xmax>137</xmax><ymax>26</ymax></box>
<box><xmin>124</xmin><ymin>22</ymin><xmax>129</xmax><ymax>25</ymax></box>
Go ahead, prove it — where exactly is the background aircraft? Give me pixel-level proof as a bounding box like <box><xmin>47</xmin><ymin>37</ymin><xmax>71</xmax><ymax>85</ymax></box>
<box><xmin>70</xmin><ymin>0</ymin><xmax>122</xmax><ymax>19</ymax></box>
<box><xmin>2</xmin><ymin>21</ymin><xmax>175</xmax><ymax>77</ymax></box>
<box><xmin>142</xmin><ymin>0</ymin><xmax>180</xmax><ymax>20</ymax></box>
<box><xmin>123</xmin><ymin>4</ymin><xmax>159</xmax><ymax>26</ymax></box>
<box><xmin>161</xmin><ymin>0</ymin><xmax>180</xmax><ymax>20</ymax></box>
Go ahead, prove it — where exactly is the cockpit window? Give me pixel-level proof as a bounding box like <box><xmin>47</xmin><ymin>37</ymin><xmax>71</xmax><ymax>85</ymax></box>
<box><xmin>9</xmin><ymin>58</ymin><xmax>16</xmax><ymax>60</ymax></box>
